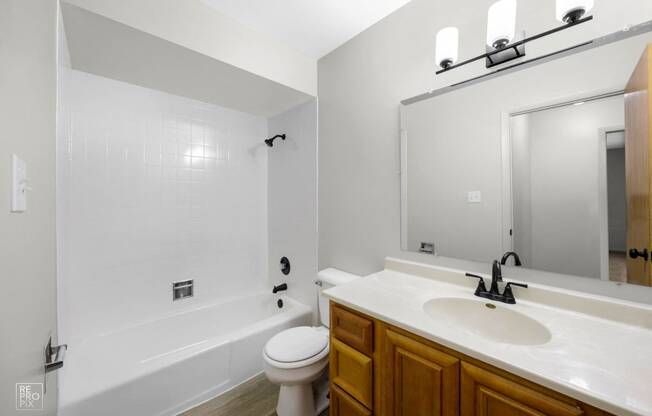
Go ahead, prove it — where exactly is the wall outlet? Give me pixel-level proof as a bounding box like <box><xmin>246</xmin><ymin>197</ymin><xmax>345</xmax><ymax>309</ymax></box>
<box><xmin>467</xmin><ymin>191</ymin><xmax>482</xmax><ymax>203</ymax></box>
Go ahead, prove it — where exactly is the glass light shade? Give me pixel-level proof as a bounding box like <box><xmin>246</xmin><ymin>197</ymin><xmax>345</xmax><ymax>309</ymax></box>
<box><xmin>435</xmin><ymin>27</ymin><xmax>459</xmax><ymax>68</ymax></box>
<box><xmin>556</xmin><ymin>0</ymin><xmax>594</xmax><ymax>23</ymax></box>
<box><xmin>486</xmin><ymin>0</ymin><xmax>517</xmax><ymax>49</ymax></box>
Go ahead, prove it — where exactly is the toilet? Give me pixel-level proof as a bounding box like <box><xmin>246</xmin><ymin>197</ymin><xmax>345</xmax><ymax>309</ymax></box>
<box><xmin>263</xmin><ymin>268</ymin><xmax>359</xmax><ymax>416</ymax></box>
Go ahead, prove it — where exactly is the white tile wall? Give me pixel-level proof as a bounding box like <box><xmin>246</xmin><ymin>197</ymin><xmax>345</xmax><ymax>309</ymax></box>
<box><xmin>57</xmin><ymin>69</ymin><xmax>269</xmax><ymax>341</ymax></box>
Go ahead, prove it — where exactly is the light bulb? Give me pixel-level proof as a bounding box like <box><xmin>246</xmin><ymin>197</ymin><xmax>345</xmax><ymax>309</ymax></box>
<box><xmin>486</xmin><ymin>0</ymin><xmax>517</xmax><ymax>49</ymax></box>
<box><xmin>436</xmin><ymin>27</ymin><xmax>459</xmax><ymax>69</ymax></box>
<box><xmin>556</xmin><ymin>0</ymin><xmax>594</xmax><ymax>23</ymax></box>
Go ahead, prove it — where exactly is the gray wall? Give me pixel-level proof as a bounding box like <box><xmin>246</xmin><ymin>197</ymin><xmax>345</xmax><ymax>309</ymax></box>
<box><xmin>318</xmin><ymin>0</ymin><xmax>652</xmax><ymax>303</ymax></box>
<box><xmin>607</xmin><ymin>147</ymin><xmax>627</xmax><ymax>252</ymax></box>
<box><xmin>512</xmin><ymin>98</ymin><xmax>624</xmax><ymax>278</ymax></box>
<box><xmin>0</xmin><ymin>0</ymin><xmax>59</xmax><ymax>414</ymax></box>
<box><xmin>403</xmin><ymin>93</ymin><xmax>501</xmax><ymax>262</ymax></box>
<box><xmin>268</xmin><ymin>101</ymin><xmax>319</xmax><ymax>322</ymax></box>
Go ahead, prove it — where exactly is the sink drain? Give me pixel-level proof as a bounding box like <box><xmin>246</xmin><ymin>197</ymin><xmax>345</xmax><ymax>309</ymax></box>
<box><xmin>485</xmin><ymin>303</ymin><xmax>496</xmax><ymax>309</ymax></box>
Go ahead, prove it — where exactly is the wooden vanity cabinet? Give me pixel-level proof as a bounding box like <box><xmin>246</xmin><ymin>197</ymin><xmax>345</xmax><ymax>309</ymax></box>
<box><xmin>329</xmin><ymin>302</ymin><xmax>615</xmax><ymax>416</ymax></box>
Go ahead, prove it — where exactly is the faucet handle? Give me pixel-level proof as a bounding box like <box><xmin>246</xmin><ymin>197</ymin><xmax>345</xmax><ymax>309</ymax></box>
<box><xmin>502</xmin><ymin>281</ymin><xmax>528</xmax><ymax>304</ymax></box>
<box><xmin>465</xmin><ymin>273</ymin><xmax>488</xmax><ymax>296</ymax></box>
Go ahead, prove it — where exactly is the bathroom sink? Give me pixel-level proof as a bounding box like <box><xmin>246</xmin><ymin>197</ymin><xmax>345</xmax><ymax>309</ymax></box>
<box><xmin>422</xmin><ymin>297</ymin><xmax>552</xmax><ymax>346</ymax></box>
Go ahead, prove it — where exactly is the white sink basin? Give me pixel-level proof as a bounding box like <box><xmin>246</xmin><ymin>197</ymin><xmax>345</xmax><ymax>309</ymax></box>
<box><xmin>423</xmin><ymin>297</ymin><xmax>552</xmax><ymax>346</ymax></box>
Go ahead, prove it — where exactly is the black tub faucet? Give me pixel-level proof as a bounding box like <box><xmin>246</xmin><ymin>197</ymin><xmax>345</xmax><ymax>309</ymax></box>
<box><xmin>501</xmin><ymin>251</ymin><xmax>522</xmax><ymax>266</ymax></box>
<box><xmin>272</xmin><ymin>283</ymin><xmax>288</xmax><ymax>294</ymax></box>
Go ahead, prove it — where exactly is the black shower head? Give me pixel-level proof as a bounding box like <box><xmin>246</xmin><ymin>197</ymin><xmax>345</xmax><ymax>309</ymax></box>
<box><xmin>265</xmin><ymin>134</ymin><xmax>286</xmax><ymax>147</ymax></box>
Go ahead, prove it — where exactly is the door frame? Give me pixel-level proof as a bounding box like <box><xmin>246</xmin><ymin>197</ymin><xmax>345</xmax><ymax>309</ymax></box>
<box><xmin>598</xmin><ymin>127</ymin><xmax>627</xmax><ymax>281</ymax></box>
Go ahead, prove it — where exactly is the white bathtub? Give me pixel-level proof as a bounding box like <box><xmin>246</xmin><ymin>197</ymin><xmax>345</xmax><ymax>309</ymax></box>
<box><xmin>58</xmin><ymin>293</ymin><xmax>311</xmax><ymax>416</ymax></box>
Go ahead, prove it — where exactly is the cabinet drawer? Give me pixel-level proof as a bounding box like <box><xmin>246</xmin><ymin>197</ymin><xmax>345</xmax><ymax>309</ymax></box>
<box><xmin>461</xmin><ymin>362</ymin><xmax>584</xmax><ymax>416</ymax></box>
<box><xmin>331</xmin><ymin>337</ymin><xmax>374</xmax><ymax>409</ymax></box>
<box><xmin>330</xmin><ymin>384</ymin><xmax>372</xmax><ymax>416</ymax></box>
<box><xmin>331</xmin><ymin>303</ymin><xmax>374</xmax><ymax>355</ymax></box>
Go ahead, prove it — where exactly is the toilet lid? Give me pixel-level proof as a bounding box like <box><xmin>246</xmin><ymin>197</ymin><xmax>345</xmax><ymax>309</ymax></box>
<box><xmin>265</xmin><ymin>327</ymin><xmax>328</xmax><ymax>363</ymax></box>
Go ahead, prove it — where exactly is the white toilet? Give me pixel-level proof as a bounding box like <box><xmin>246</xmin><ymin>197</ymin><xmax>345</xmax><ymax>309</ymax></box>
<box><xmin>263</xmin><ymin>268</ymin><xmax>359</xmax><ymax>416</ymax></box>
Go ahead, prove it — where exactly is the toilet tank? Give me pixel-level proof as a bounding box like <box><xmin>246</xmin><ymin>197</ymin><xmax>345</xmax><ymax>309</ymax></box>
<box><xmin>317</xmin><ymin>268</ymin><xmax>360</xmax><ymax>328</ymax></box>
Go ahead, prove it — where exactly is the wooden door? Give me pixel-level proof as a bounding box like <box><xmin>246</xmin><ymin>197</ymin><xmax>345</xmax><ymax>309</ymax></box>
<box><xmin>380</xmin><ymin>326</ymin><xmax>459</xmax><ymax>416</ymax></box>
<box><xmin>625</xmin><ymin>44</ymin><xmax>652</xmax><ymax>286</ymax></box>
<box><xmin>460</xmin><ymin>363</ymin><xmax>583</xmax><ymax>416</ymax></box>
<box><xmin>331</xmin><ymin>384</ymin><xmax>373</xmax><ymax>416</ymax></box>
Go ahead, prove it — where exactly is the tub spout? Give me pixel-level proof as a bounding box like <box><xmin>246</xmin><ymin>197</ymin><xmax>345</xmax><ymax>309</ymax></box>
<box><xmin>273</xmin><ymin>283</ymin><xmax>288</xmax><ymax>294</ymax></box>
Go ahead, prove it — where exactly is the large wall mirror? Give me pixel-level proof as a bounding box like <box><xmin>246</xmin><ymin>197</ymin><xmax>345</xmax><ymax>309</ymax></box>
<box><xmin>400</xmin><ymin>23</ymin><xmax>652</xmax><ymax>287</ymax></box>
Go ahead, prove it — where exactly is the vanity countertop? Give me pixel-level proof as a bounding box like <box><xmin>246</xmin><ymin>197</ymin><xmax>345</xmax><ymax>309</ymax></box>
<box><xmin>323</xmin><ymin>258</ymin><xmax>652</xmax><ymax>416</ymax></box>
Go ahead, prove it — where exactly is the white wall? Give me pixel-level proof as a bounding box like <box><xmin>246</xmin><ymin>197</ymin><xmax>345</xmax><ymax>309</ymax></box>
<box><xmin>268</xmin><ymin>101</ymin><xmax>319</xmax><ymax>323</ymax></box>
<box><xmin>0</xmin><ymin>0</ymin><xmax>59</xmax><ymax>414</ymax></box>
<box><xmin>57</xmin><ymin>69</ymin><xmax>269</xmax><ymax>342</ymax></box>
<box><xmin>318</xmin><ymin>0</ymin><xmax>652</xmax><ymax>303</ymax></box>
<box><xmin>62</xmin><ymin>0</ymin><xmax>316</xmax><ymax>96</ymax></box>
<box><xmin>512</xmin><ymin>98</ymin><xmax>624</xmax><ymax>278</ymax></box>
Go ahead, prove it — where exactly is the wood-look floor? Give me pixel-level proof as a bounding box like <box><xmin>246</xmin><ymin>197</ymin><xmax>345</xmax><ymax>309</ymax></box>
<box><xmin>609</xmin><ymin>251</ymin><xmax>627</xmax><ymax>283</ymax></box>
<box><xmin>180</xmin><ymin>373</ymin><xmax>328</xmax><ymax>416</ymax></box>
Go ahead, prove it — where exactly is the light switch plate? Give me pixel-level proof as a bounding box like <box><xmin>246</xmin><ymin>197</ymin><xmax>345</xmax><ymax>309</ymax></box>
<box><xmin>467</xmin><ymin>191</ymin><xmax>482</xmax><ymax>203</ymax></box>
<box><xmin>11</xmin><ymin>154</ymin><xmax>27</xmax><ymax>212</ymax></box>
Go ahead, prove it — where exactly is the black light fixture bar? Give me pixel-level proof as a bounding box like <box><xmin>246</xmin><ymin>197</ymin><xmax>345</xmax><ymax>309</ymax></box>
<box><xmin>436</xmin><ymin>15</ymin><xmax>593</xmax><ymax>75</ymax></box>
<box><xmin>448</xmin><ymin>40</ymin><xmax>593</xmax><ymax>88</ymax></box>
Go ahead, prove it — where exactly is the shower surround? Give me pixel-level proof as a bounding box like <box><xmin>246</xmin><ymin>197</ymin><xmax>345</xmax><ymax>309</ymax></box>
<box><xmin>57</xmin><ymin>69</ymin><xmax>270</xmax><ymax>342</ymax></box>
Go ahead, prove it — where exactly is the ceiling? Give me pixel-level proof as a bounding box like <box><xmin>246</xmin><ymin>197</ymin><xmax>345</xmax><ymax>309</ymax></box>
<box><xmin>200</xmin><ymin>0</ymin><xmax>413</xmax><ymax>59</ymax></box>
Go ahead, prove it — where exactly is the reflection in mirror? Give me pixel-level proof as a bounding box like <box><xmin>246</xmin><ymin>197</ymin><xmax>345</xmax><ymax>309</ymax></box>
<box><xmin>509</xmin><ymin>95</ymin><xmax>625</xmax><ymax>281</ymax></box>
<box><xmin>400</xmin><ymin>23</ymin><xmax>652</xmax><ymax>288</ymax></box>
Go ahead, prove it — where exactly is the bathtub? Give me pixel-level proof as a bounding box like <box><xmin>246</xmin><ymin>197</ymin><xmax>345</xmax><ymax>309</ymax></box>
<box><xmin>58</xmin><ymin>293</ymin><xmax>311</xmax><ymax>416</ymax></box>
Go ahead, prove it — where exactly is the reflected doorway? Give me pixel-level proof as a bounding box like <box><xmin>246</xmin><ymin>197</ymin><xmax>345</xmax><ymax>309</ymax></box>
<box><xmin>605</xmin><ymin>131</ymin><xmax>627</xmax><ymax>282</ymax></box>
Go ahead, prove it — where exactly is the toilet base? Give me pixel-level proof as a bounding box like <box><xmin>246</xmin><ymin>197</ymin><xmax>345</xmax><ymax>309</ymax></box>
<box><xmin>277</xmin><ymin>384</ymin><xmax>315</xmax><ymax>416</ymax></box>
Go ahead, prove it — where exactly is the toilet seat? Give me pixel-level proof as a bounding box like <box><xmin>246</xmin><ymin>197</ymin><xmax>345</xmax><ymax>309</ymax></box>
<box><xmin>264</xmin><ymin>327</ymin><xmax>329</xmax><ymax>370</ymax></box>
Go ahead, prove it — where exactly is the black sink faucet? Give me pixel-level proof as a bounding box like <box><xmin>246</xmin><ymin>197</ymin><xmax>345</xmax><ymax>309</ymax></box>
<box><xmin>466</xmin><ymin>260</ymin><xmax>528</xmax><ymax>304</ymax></box>
<box><xmin>501</xmin><ymin>251</ymin><xmax>522</xmax><ymax>266</ymax></box>
<box><xmin>490</xmin><ymin>260</ymin><xmax>503</xmax><ymax>295</ymax></box>
<box><xmin>272</xmin><ymin>283</ymin><xmax>288</xmax><ymax>294</ymax></box>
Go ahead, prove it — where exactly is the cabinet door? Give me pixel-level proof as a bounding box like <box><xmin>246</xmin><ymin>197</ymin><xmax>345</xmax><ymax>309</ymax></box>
<box><xmin>461</xmin><ymin>362</ymin><xmax>584</xmax><ymax>416</ymax></box>
<box><xmin>331</xmin><ymin>384</ymin><xmax>373</xmax><ymax>416</ymax></box>
<box><xmin>381</xmin><ymin>327</ymin><xmax>460</xmax><ymax>416</ymax></box>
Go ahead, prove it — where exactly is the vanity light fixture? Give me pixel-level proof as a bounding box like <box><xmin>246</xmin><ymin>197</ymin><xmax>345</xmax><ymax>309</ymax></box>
<box><xmin>486</xmin><ymin>0</ymin><xmax>517</xmax><ymax>50</ymax></box>
<box><xmin>556</xmin><ymin>0</ymin><xmax>594</xmax><ymax>24</ymax></box>
<box><xmin>435</xmin><ymin>0</ymin><xmax>593</xmax><ymax>74</ymax></box>
<box><xmin>435</xmin><ymin>27</ymin><xmax>459</xmax><ymax>69</ymax></box>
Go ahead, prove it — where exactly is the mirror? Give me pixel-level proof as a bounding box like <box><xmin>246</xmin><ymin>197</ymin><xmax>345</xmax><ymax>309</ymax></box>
<box><xmin>401</xmin><ymin>23</ymin><xmax>652</xmax><ymax>287</ymax></box>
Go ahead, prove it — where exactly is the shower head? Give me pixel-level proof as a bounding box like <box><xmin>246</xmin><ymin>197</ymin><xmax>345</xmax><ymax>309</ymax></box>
<box><xmin>265</xmin><ymin>134</ymin><xmax>286</xmax><ymax>147</ymax></box>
